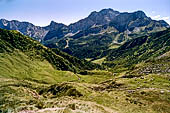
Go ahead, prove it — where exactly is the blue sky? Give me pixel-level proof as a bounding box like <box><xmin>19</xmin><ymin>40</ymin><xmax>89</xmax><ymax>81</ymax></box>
<box><xmin>0</xmin><ymin>0</ymin><xmax>170</xmax><ymax>26</ymax></box>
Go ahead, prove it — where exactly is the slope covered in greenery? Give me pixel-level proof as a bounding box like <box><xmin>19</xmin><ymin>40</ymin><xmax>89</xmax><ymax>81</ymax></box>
<box><xmin>104</xmin><ymin>28</ymin><xmax>170</xmax><ymax>70</ymax></box>
<box><xmin>0</xmin><ymin>29</ymin><xmax>76</xmax><ymax>71</ymax></box>
<box><xmin>0</xmin><ymin>29</ymin><xmax>101</xmax><ymax>73</ymax></box>
<box><xmin>126</xmin><ymin>50</ymin><xmax>170</xmax><ymax>77</ymax></box>
<box><xmin>51</xmin><ymin>48</ymin><xmax>102</xmax><ymax>70</ymax></box>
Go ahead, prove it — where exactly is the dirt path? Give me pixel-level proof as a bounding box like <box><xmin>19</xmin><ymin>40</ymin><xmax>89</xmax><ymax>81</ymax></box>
<box><xmin>75</xmin><ymin>74</ymin><xmax>81</xmax><ymax>80</ymax></box>
<box><xmin>37</xmin><ymin>107</ymin><xmax>66</xmax><ymax>113</ymax></box>
<box><xmin>18</xmin><ymin>99</ymin><xmax>118</xmax><ymax>113</ymax></box>
<box><xmin>18</xmin><ymin>107</ymin><xmax>66</xmax><ymax>113</ymax></box>
<box><xmin>65</xmin><ymin>39</ymin><xmax>70</xmax><ymax>48</ymax></box>
<box><xmin>70</xmin><ymin>100</ymin><xmax>118</xmax><ymax>113</ymax></box>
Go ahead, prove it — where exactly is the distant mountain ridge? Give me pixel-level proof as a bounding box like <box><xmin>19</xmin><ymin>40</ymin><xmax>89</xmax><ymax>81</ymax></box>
<box><xmin>0</xmin><ymin>9</ymin><xmax>169</xmax><ymax>59</ymax></box>
<box><xmin>0</xmin><ymin>9</ymin><xmax>169</xmax><ymax>41</ymax></box>
<box><xmin>0</xmin><ymin>19</ymin><xmax>48</xmax><ymax>41</ymax></box>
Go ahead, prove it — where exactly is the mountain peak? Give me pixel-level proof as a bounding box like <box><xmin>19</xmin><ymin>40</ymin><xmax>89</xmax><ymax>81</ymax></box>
<box><xmin>45</xmin><ymin>21</ymin><xmax>67</xmax><ymax>31</ymax></box>
<box><xmin>99</xmin><ymin>8</ymin><xmax>120</xmax><ymax>14</ymax></box>
<box><xmin>0</xmin><ymin>18</ymin><xmax>8</xmax><ymax>22</ymax></box>
<box><xmin>50</xmin><ymin>20</ymin><xmax>58</xmax><ymax>26</ymax></box>
<box><xmin>87</xmin><ymin>8</ymin><xmax>120</xmax><ymax>25</ymax></box>
<box><xmin>49</xmin><ymin>20</ymin><xmax>67</xmax><ymax>27</ymax></box>
<box><xmin>89</xmin><ymin>8</ymin><xmax>120</xmax><ymax>17</ymax></box>
<box><xmin>0</xmin><ymin>19</ymin><xmax>8</xmax><ymax>28</ymax></box>
<box><xmin>133</xmin><ymin>10</ymin><xmax>147</xmax><ymax>18</ymax></box>
<box><xmin>158</xmin><ymin>20</ymin><xmax>169</xmax><ymax>27</ymax></box>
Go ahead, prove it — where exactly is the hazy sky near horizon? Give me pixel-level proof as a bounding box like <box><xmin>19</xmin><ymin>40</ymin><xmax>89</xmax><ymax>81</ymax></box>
<box><xmin>0</xmin><ymin>0</ymin><xmax>170</xmax><ymax>26</ymax></box>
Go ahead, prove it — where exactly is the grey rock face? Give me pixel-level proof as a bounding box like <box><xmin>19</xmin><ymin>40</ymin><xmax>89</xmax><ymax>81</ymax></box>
<box><xmin>43</xmin><ymin>21</ymin><xmax>67</xmax><ymax>31</ymax></box>
<box><xmin>0</xmin><ymin>19</ymin><xmax>48</xmax><ymax>41</ymax></box>
<box><xmin>69</xmin><ymin>9</ymin><xmax>120</xmax><ymax>33</ymax></box>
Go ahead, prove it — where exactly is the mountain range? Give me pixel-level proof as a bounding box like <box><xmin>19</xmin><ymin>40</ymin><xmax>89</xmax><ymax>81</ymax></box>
<box><xmin>0</xmin><ymin>9</ymin><xmax>169</xmax><ymax>40</ymax></box>
<box><xmin>0</xmin><ymin>9</ymin><xmax>169</xmax><ymax>59</ymax></box>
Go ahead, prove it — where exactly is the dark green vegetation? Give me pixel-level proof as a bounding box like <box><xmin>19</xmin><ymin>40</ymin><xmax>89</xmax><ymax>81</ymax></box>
<box><xmin>51</xmin><ymin>48</ymin><xmax>102</xmax><ymax>71</ymax></box>
<box><xmin>52</xmin><ymin>32</ymin><xmax>121</xmax><ymax>59</ymax></box>
<box><xmin>0</xmin><ymin>29</ymin><xmax>101</xmax><ymax>73</ymax></box>
<box><xmin>0</xmin><ymin>28</ymin><xmax>170</xmax><ymax>113</ymax></box>
<box><xmin>104</xmin><ymin>28</ymin><xmax>170</xmax><ymax>71</ymax></box>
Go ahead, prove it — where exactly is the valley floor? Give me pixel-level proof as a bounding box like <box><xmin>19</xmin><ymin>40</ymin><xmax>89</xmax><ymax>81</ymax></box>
<box><xmin>0</xmin><ymin>70</ymin><xmax>170</xmax><ymax>113</ymax></box>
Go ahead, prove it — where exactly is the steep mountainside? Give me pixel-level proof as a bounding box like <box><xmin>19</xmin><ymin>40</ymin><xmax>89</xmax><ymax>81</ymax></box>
<box><xmin>43</xmin><ymin>9</ymin><xmax>169</xmax><ymax>59</ymax></box>
<box><xmin>0</xmin><ymin>29</ymin><xmax>101</xmax><ymax>73</ymax></box>
<box><xmin>43</xmin><ymin>21</ymin><xmax>69</xmax><ymax>41</ymax></box>
<box><xmin>103</xmin><ymin>28</ymin><xmax>170</xmax><ymax>71</ymax></box>
<box><xmin>1</xmin><ymin>9</ymin><xmax>168</xmax><ymax>42</ymax></box>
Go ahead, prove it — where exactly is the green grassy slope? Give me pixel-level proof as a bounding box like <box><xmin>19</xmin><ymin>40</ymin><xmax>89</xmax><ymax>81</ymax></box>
<box><xmin>0</xmin><ymin>29</ymin><xmax>101</xmax><ymax>73</ymax></box>
<box><xmin>51</xmin><ymin>48</ymin><xmax>103</xmax><ymax>70</ymax></box>
<box><xmin>0</xmin><ymin>50</ymin><xmax>79</xmax><ymax>84</ymax></box>
<box><xmin>126</xmin><ymin>51</ymin><xmax>170</xmax><ymax>77</ymax></box>
<box><xmin>0</xmin><ymin>29</ymin><xmax>77</xmax><ymax>72</ymax></box>
<box><xmin>0</xmin><ymin>29</ymin><xmax>79</xmax><ymax>112</ymax></box>
<box><xmin>104</xmin><ymin>28</ymin><xmax>170</xmax><ymax>69</ymax></box>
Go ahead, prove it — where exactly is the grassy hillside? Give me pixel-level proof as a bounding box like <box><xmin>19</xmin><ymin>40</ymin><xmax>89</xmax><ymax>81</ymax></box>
<box><xmin>104</xmin><ymin>28</ymin><xmax>170</xmax><ymax>70</ymax></box>
<box><xmin>0</xmin><ymin>28</ymin><xmax>106</xmax><ymax>112</ymax></box>
<box><xmin>126</xmin><ymin>51</ymin><xmax>170</xmax><ymax>77</ymax></box>
<box><xmin>0</xmin><ymin>29</ymin><xmax>77</xmax><ymax>71</ymax></box>
<box><xmin>0</xmin><ymin>29</ymin><xmax>101</xmax><ymax>73</ymax></box>
<box><xmin>0</xmin><ymin>50</ymin><xmax>79</xmax><ymax>84</ymax></box>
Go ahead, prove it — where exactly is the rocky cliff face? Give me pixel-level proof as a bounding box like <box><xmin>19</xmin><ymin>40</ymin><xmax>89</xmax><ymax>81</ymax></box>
<box><xmin>68</xmin><ymin>8</ymin><xmax>120</xmax><ymax>33</ymax></box>
<box><xmin>109</xmin><ymin>11</ymin><xmax>169</xmax><ymax>32</ymax></box>
<box><xmin>0</xmin><ymin>19</ymin><xmax>48</xmax><ymax>41</ymax></box>
<box><xmin>43</xmin><ymin>21</ymin><xmax>69</xmax><ymax>41</ymax></box>
<box><xmin>43</xmin><ymin>21</ymin><xmax>67</xmax><ymax>31</ymax></box>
